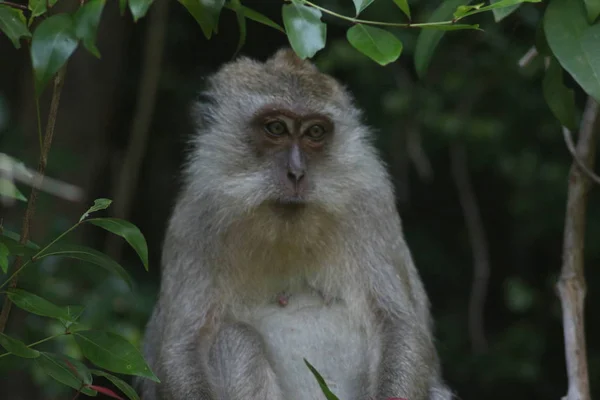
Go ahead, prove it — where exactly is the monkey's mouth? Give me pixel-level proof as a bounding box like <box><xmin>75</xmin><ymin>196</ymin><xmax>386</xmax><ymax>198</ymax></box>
<box><xmin>269</xmin><ymin>195</ymin><xmax>307</xmax><ymax>214</ymax></box>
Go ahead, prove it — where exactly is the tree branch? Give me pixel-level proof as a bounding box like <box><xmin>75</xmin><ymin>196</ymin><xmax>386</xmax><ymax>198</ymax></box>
<box><xmin>562</xmin><ymin>127</ymin><xmax>600</xmax><ymax>185</ymax></box>
<box><xmin>0</xmin><ymin>65</ymin><xmax>68</xmax><ymax>333</ymax></box>
<box><xmin>558</xmin><ymin>96</ymin><xmax>598</xmax><ymax>400</ymax></box>
<box><xmin>450</xmin><ymin>143</ymin><xmax>490</xmax><ymax>353</ymax></box>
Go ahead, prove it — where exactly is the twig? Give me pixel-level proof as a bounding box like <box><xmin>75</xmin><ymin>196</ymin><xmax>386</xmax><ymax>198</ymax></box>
<box><xmin>0</xmin><ymin>65</ymin><xmax>68</xmax><ymax>333</ymax></box>
<box><xmin>407</xmin><ymin>129</ymin><xmax>434</xmax><ymax>182</ymax></box>
<box><xmin>562</xmin><ymin>127</ymin><xmax>600</xmax><ymax>185</ymax></box>
<box><xmin>517</xmin><ymin>46</ymin><xmax>538</xmax><ymax>68</ymax></box>
<box><xmin>105</xmin><ymin>0</ymin><xmax>169</xmax><ymax>260</ymax></box>
<box><xmin>0</xmin><ymin>1</ymin><xmax>28</xmax><ymax>11</ymax></box>
<box><xmin>558</xmin><ymin>96</ymin><xmax>598</xmax><ymax>400</ymax></box>
<box><xmin>450</xmin><ymin>143</ymin><xmax>490</xmax><ymax>353</ymax></box>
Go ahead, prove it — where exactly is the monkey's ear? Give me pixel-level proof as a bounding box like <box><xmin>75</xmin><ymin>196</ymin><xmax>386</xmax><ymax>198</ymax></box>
<box><xmin>266</xmin><ymin>48</ymin><xmax>319</xmax><ymax>73</ymax></box>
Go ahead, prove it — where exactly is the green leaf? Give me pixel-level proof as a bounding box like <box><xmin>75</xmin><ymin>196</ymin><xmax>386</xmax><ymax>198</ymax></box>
<box><xmin>584</xmin><ymin>0</ymin><xmax>600</xmax><ymax>23</ymax></box>
<box><xmin>282</xmin><ymin>0</ymin><xmax>326</xmax><ymax>59</ymax></box>
<box><xmin>228</xmin><ymin>0</ymin><xmax>246</xmax><ymax>56</ymax></box>
<box><xmin>91</xmin><ymin>370</ymin><xmax>140</xmax><ymax>400</ymax></box>
<box><xmin>7</xmin><ymin>288</ymin><xmax>74</xmax><ymax>321</ymax></box>
<box><xmin>0</xmin><ymin>242</ymin><xmax>8</xmax><ymax>273</ymax></box>
<box><xmin>36</xmin><ymin>352</ymin><xmax>97</xmax><ymax>396</ymax></box>
<box><xmin>352</xmin><ymin>0</ymin><xmax>374</xmax><ymax>15</ymax></box>
<box><xmin>79</xmin><ymin>198</ymin><xmax>112</xmax><ymax>222</ymax></box>
<box><xmin>28</xmin><ymin>0</ymin><xmax>56</xmax><ymax>19</ymax></box>
<box><xmin>419</xmin><ymin>23</ymin><xmax>479</xmax><ymax>30</ymax></box>
<box><xmin>0</xmin><ymin>332</ymin><xmax>40</xmax><ymax>358</ymax></box>
<box><xmin>119</xmin><ymin>0</ymin><xmax>128</xmax><ymax>15</ymax></box>
<box><xmin>234</xmin><ymin>5</ymin><xmax>284</xmax><ymax>33</ymax></box>
<box><xmin>129</xmin><ymin>0</ymin><xmax>154</xmax><ymax>22</ymax></box>
<box><xmin>74</xmin><ymin>0</ymin><xmax>106</xmax><ymax>58</ymax></box>
<box><xmin>491</xmin><ymin>0</ymin><xmax>520</xmax><ymax>22</ymax></box>
<box><xmin>179</xmin><ymin>0</ymin><xmax>225</xmax><ymax>39</ymax></box>
<box><xmin>0</xmin><ymin>5</ymin><xmax>31</xmax><ymax>49</ymax></box>
<box><xmin>304</xmin><ymin>359</ymin><xmax>340</xmax><ymax>400</ymax></box>
<box><xmin>75</xmin><ymin>330</ymin><xmax>159</xmax><ymax>382</ymax></box>
<box><xmin>392</xmin><ymin>0</ymin><xmax>411</xmax><ymax>19</ymax></box>
<box><xmin>346</xmin><ymin>25</ymin><xmax>402</xmax><ymax>66</ymax></box>
<box><xmin>37</xmin><ymin>244</ymin><xmax>134</xmax><ymax>289</ymax></box>
<box><xmin>414</xmin><ymin>0</ymin><xmax>472</xmax><ymax>79</ymax></box>
<box><xmin>61</xmin><ymin>305</ymin><xmax>85</xmax><ymax>328</ymax></box>
<box><xmin>453</xmin><ymin>0</ymin><xmax>540</xmax><ymax>20</ymax></box>
<box><xmin>30</xmin><ymin>14</ymin><xmax>78</xmax><ymax>98</ymax></box>
<box><xmin>87</xmin><ymin>218</ymin><xmax>149</xmax><ymax>271</ymax></box>
<box><xmin>1</xmin><ymin>228</ymin><xmax>40</xmax><ymax>252</ymax></box>
<box><xmin>543</xmin><ymin>57</ymin><xmax>577</xmax><ymax>131</ymax></box>
<box><xmin>544</xmin><ymin>0</ymin><xmax>600</xmax><ymax>103</ymax></box>
<box><xmin>0</xmin><ymin>177</ymin><xmax>27</xmax><ymax>202</ymax></box>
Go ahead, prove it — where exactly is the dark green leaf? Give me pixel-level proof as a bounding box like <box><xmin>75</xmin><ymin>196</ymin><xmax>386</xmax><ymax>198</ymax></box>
<box><xmin>28</xmin><ymin>0</ymin><xmax>49</xmax><ymax>19</ymax></box>
<box><xmin>282</xmin><ymin>0</ymin><xmax>326</xmax><ymax>59</ymax></box>
<box><xmin>30</xmin><ymin>14</ymin><xmax>78</xmax><ymax>97</ymax></box>
<box><xmin>544</xmin><ymin>0</ymin><xmax>600</xmax><ymax>103</ymax></box>
<box><xmin>0</xmin><ymin>177</ymin><xmax>27</xmax><ymax>202</ymax></box>
<box><xmin>1</xmin><ymin>228</ymin><xmax>40</xmax><ymax>251</ymax></box>
<box><xmin>236</xmin><ymin>5</ymin><xmax>284</xmax><ymax>33</ymax></box>
<box><xmin>491</xmin><ymin>0</ymin><xmax>520</xmax><ymax>22</ymax></box>
<box><xmin>414</xmin><ymin>0</ymin><xmax>472</xmax><ymax>79</ymax></box>
<box><xmin>233</xmin><ymin>2</ymin><xmax>246</xmax><ymax>55</ymax></box>
<box><xmin>0</xmin><ymin>5</ymin><xmax>31</xmax><ymax>49</ymax></box>
<box><xmin>453</xmin><ymin>0</ymin><xmax>540</xmax><ymax>20</ymax></box>
<box><xmin>346</xmin><ymin>24</ymin><xmax>402</xmax><ymax>66</ymax></box>
<box><xmin>74</xmin><ymin>0</ymin><xmax>105</xmax><ymax>58</ymax></box>
<box><xmin>419</xmin><ymin>23</ymin><xmax>479</xmax><ymax>30</ymax></box>
<box><xmin>91</xmin><ymin>370</ymin><xmax>140</xmax><ymax>400</ymax></box>
<box><xmin>75</xmin><ymin>330</ymin><xmax>159</xmax><ymax>382</ymax></box>
<box><xmin>37</xmin><ymin>244</ymin><xmax>134</xmax><ymax>289</ymax></box>
<box><xmin>36</xmin><ymin>352</ymin><xmax>97</xmax><ymax>396</ymax></box>
<box><xmin>352</xmin><ymin>0</ymin><xmax>374</xmax><ymax>15</ymax></box>
<box><xmin>179</xmin><ymin>0</ymin><xmax>225</xmax><ymax>39</ymax></box>
<box><xmin>584</xmin><ymin>0</ymin><xmax>600</xmax><ymax>23</ymax></box>
<box><xmin>0</xmin><ymin>242</ymin><xmax>8</xmax><ymax>273</ymax></box>
<box><xmin>0</xmin><ymin>332</ymin><xmax>40</xmax><ymax>358</ymax></box>
<box><xmin>61</xmin><ymin>305</ymin><xmax>85</xmax><ymax>328</ymax></box>
<box><xmin>535</xmin><ymin>20</ymin><xmax>551</xmax><ymax>56</ymax></box>
<box><xmin>86</xmin><ymin>218</ymin><xmax>148</xmax><ymax>271</ymax></box>
<box><xmin>79</xmin><ymin>198</ymin><xmax>112</xmax><ymax>222</ymax></box>
<box><xmin>129</xmin><ymin>0</ymin><xmax>154</xmax><ymax>22</ymax></box>
<box><xmin>119</xmin><ymin>0</ymin><xmax>128</xmax><ymax>15</ymax></box>
<box><xmin>304</xmin><ymin>359</ymin><xmax>340</xmax><ymax>400</ymax></box>
<box><xmin>392</xmin><ymin>0</ymin><xmax>411</xmax><ymax>19</ymax></box>
<box><xmin>7</xmin><ymin>288</ymin><xmax>74</xmax><ymax>321</ymax></box>
<box><xmin>543</xmin><ymin>57</ymin><xmax>577</xmax><ymax>130</ymax></box>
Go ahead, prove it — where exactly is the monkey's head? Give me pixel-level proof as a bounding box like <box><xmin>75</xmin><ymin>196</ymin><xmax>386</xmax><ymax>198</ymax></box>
<box><xmin>187</xmin><ymin>48</ymin><xmax>388</xmax><ymax>221</ymax></box>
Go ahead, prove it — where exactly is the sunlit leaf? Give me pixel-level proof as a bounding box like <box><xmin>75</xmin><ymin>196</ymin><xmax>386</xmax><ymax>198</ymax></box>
<box><xmin>0</xmin><ymin>5</ymin><xmax>31</xmax><ymax>49</ymax></box>
<box><xmin>7</xmin><ymin>288</ymin><xmax>74</xmax><ymax>321</ymax></box>
<box><xmin>491</xmin><ymin>0</ymin><xmax>520</xmax><ymax>22</ymax></box>
<box><xmin>30</xmin><ymin>14</ymin><xmax>78</xmax><ymax>97</ymax></box>
<box><xmin>414</xmin><ymin>0</ymin><xmax>472</xmax><ymax>78</ymax></box>
<box><xmin>453</xmin><ymin>0</ymin><xmax>540</xmax><ymax>20</ymax></box>
<box><xmin>74</xmin><ymin>0</ymin><xmax>106</xmax><ymax>58</ymax></box>
<box><xmin>179</xmin><ymin>0</ymin><xmax>225</xmax><ymax>39</ymax></box>
<box><xmin>346</xmin><ymin>24</ymin><xmax>402</xmax><ymax>66</ymax></box>
<box><xmin>36</xmin><ymin>352</ymin><xmax>97</xmax><ymax>396</ymax></box>
<box><xmin>28</xmin><ymin>0</ymin><xmax>56</xmax><ymax>19</ymax></box>
<box><xmin>0</xmin><ymin>177</ymin><xmax>27</xmax><ymax>202</ymax></box>
<box><xmin>543</xmin><ymin>57</ymin><xmax>577</xmax><ymax>131</ymax></box>
<box><xmin>0</xmin><ymin>242</ymin><xmax>8</xmax><ymax>273</ymax></box>
<box><xmin>282</xmin><ymin>0</ymin><xmax>326</xmax><ymax>59</ymax></box>
<box><xmin>80</xmin><ymin>198</ymin><xmax>113</xmax><ymax>222</ymax></box>
<box><xmin>37</xmin><ymin>244</ymin><xmax>134</xmax><ymax>289</ymax></box>
<box><xmin>91</xmin><ymin>370</ymin><xmax>140</xmax><ymax>400</ymax></box>
<box><xmin>352</xmin><ymin>0</ymin><xmax>374</xmax><ymax>15</ymax></box>
<box><xmin>129</xmin><ymin>0</ymin><xmax>154</xmax><ymax>22</ymax></box>
<box><xmin>304</xmin><ymin>359</ymin><xmax>340</xmax><ymax>400</ymax></box>
<box><xmin>0</xmin><ymin>332</ymin><xmax>40</xmax><ymax>358</ymax></box>
<box><xmin>545</xmin><ymin>0</ymin><xmax>600</xmax><ymax>103</ymax></box>
<box><xmin>392</xmin><ymin>0</ymin><xmax>411</xmax><ymax>19</ymax></box>
<box><xmin>75</xmin><ymin>330</ymin><xmax>159</xmax><ymax>382</ymax></box>
<box><xmin>86</xmin><ymin>218</ymin><xmax>148</xmax><ymax>270</ymax></box>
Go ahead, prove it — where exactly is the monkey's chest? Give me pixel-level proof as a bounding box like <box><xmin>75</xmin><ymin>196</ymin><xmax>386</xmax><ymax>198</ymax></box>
<box><xmin>246</xmin><ymin>292</ymin><xmax>376</xmax><ymax>400</ymax></box>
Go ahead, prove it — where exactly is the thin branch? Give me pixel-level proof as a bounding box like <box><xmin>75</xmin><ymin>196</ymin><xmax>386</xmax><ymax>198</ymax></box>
<box><xmin>0</xmin><ymin>1</ymin><xmax>28</xmax><ymax>11</ymax></box>
<box><xmin>450</xmin><ymin>143</ymin><xmax>490</xmax><ymax>353</ymax></box>
<box><xmin>562</xmin><ymin>127</ymin><xmax>600</xmax><ymax>185</ymax></box>
<box><xmin>105</xmin><ymin>0</ymin><xmax>169</xmax><ymax>260</ymax></box>
<box><xmin>517</xmin><ymin>46</ymin><xmax>538</xmax><ymax>68</ymax></box>
<box><xmin>407</xmin><ymin>128</ymin><xmax>434</xmax><ymax>182</ymax></box>
<box><xmin>558</xmin><ymin>96</ymin><xmax>598</xmax><ymax>400</ymax></box>
<box><xmin>0</xmin><ymin>65</ymin><xmax>68</xmax><ymax>333</ymax></box>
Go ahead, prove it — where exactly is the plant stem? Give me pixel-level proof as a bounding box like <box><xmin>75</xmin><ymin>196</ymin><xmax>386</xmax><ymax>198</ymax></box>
<box><xmin>0</xmin><ymin>332</ymin><xmax>67</xmax><ymax>359</ymax></box>
<box><xmin>0</xmin><ymin>65</ymin><xmax>68</xmax><ymax>333</ymax></box>
<box><xmin>36</xmin><ymin>99</ymin><xmax>43</xmax><ymax>150</ymax></box>
<box><xmin>0</xmin><ymin>1</ymin><xmax>28</xmax><ymax>11</ymax></box>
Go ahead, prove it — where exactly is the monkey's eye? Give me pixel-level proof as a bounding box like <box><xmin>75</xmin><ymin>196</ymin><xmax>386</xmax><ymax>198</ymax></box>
<box><xmin>306</xmin><ymin>124</ymin><xmax>326</xmax><ymax>140</ymax></box>
<box><xmin>264</xmin><ymin>121</ymin><xmax>287</xmax><ymax>137</ymax></box>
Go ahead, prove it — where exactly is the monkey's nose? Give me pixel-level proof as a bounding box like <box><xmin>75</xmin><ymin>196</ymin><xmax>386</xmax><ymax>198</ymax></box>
<box><xmin>287</xmin><ymin>169</ymin><xmax>305</xmax><ymax>184</ymax></box>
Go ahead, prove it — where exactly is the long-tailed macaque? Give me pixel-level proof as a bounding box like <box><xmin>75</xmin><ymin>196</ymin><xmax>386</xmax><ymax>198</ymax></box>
<box><xmin>139</xmin><ymin>48</ymin><xmax>452</xmax><ymax>400</ymax></box>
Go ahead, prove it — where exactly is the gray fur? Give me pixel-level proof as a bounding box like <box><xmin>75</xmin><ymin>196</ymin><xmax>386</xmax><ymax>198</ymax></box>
<box><xmin>138</xmin><ymin>49</ymin><xmax>453</xmax><ymax>400</ymax></box>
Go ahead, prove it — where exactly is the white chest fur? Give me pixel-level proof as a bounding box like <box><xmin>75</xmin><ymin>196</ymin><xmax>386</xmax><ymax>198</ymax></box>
<box><xmin>243</xmin><ymin>292</ymin><xmax>378</xmax><ymax>400</ymax></box>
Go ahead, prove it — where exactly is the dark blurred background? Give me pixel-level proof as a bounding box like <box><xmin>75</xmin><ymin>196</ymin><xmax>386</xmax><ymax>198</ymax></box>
<box><xmin>1</xmin><ymin>0</ymin><xmax>599</xmax><ymax>399</ymax></box>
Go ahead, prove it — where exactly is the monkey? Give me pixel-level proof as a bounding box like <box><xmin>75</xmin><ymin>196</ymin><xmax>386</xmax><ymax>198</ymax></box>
<box><xmin>138</xmin><ymin>48</ymin><xmax>453</xmax><ymax>400</ymax></box>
